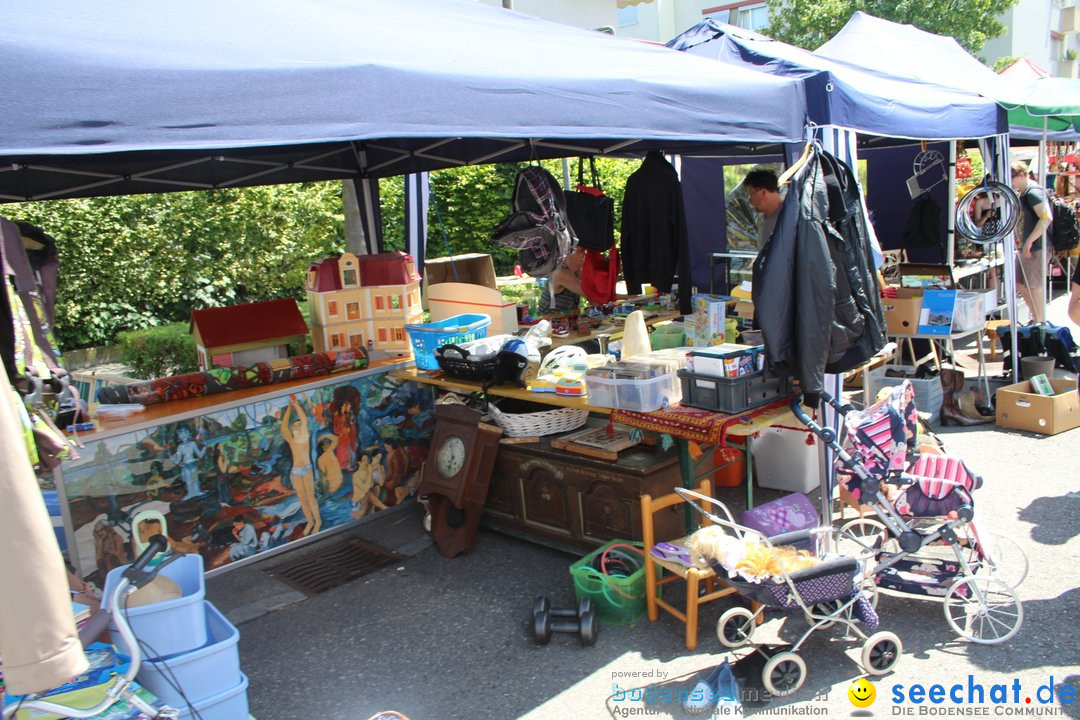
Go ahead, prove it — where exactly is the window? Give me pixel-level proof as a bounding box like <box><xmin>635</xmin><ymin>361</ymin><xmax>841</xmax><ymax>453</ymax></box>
<box><xmin>346</xmin><ymin>301</ymin><xmax>360</xmax><ymax>320</ymax></box>
<box><xmin>375</xmin><ymin>296</ymin><xmax>385</xmax><ymax>311</ymax></box>
<box><xmin>733</xmin><ymin>3</ymin><xmax>768</xmax><ymax>31</ymax></box>
<box><xmin>378</xmin><ymin>328</ymin><xmax>388</xmax><ymax>343</ymax></box>
<box><xmin>306</xmin><ymin>270</ymin><xmax>317</xmax><ymax>289</ymax></box>
<box><xmin>327</xmin><ymin>301</ymin><xmax>338</xmax><ymax>317</ymax></box>
<box><xmin>331</xmin><ymin>333</ymin><xmax>345</xmax><ymax>349</ymax></box>
<box><xmin>393</xmin><ymin>328</ymin><xmax>404</xmax><ymax>342</ymax></box>
<box><xmin>391</xmin><ymin>295</ymin><xmax>401</xmax><ymax>310</ymax></box>
<box><xmin>617</xmin><ymin>5</ymin><xmax>638</xmax><ymax>26</ymax></box>
<box><xmin>349</xmin><ymin>334</ymin><xmax>363</xmax><ymax>347</ymax></box>
<box><xmin>342</xmin><ymin>267</ymin><xmax>358</xmax><ymax>287</ymax></box>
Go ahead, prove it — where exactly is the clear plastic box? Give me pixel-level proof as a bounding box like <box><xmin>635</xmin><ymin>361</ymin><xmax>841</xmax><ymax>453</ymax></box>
<box><xmin>584</xmin><ymin>369</ymin><xmax>680</xmax><ymax>411</ymax></box>
<box><xmin>952</xmin><ymin>292</ymin><xmax>984</xmax><ymax>332</ymax></box>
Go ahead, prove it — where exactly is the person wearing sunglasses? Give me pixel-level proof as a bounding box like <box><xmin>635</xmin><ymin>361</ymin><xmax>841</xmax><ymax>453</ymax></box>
<box><xmin>744</xmin><ymin>169</ymin><xmax>785</xmax><ymax>249</ymax></box>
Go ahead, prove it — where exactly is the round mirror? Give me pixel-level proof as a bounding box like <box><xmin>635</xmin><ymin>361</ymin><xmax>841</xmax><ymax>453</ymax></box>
<box><xmin>955</xmin><ymin>181</ymin><xmax>1020</xmax><ymax>245</ymax></box>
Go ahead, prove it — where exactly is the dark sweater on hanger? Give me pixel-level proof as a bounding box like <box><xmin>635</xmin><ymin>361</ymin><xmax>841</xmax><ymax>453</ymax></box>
<box><xmin>620</xmin><ymin>151</ymin><xmax>691</xmax><ymax>314</ymax></box>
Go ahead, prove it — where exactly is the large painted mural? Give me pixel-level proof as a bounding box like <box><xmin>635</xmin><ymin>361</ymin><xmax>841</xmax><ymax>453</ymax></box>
<box><xmin>59</xmin><ymin>373</ymin><xmax>434</xmax><ymax>582</ymax></box>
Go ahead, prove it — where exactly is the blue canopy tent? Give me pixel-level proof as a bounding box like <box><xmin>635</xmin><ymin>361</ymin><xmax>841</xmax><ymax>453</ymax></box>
<box><xmin>0</xmin><ymin>0</ymin><xmax>819</xmax><ymax>696</ymax></box>
<box><xmin>666</xmin><ymin>20</ymin><xmax>1006</xmax><ymax>293</ymax></box>
<box><xmin>0</xmin><ymin>0</ymin><xmax>808</xmax><ymax>210</ymax></box>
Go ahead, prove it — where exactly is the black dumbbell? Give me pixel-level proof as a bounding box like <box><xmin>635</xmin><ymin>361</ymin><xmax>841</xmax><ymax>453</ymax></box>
<box><xmin>533</xmin><ymin>608</ymin><xmax>598</xmax><ymax>646</ymax></box>
<box><xmin>533</xmin><ymin>595</ymin><xmax>593</xmax><ymax>620</ymax></box>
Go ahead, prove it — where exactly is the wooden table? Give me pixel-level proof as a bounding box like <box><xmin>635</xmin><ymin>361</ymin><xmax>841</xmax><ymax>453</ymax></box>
<box><xmin>392</xmin><ymin>367</ymin><xmax>799</xmax><ymax>512</ymax></box>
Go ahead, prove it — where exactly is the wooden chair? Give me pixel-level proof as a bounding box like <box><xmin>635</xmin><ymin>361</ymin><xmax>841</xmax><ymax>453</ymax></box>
<box><xmin>641</xmin><ymin>479</ymin><xmax>737</xmax><ymax>650</ymax></box>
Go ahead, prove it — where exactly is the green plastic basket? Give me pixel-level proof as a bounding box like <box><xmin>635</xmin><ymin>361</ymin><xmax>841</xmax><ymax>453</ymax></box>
<box><xmin>569</xmin><ymin>540</ymin><xmax>647</xmax><ymax>627</ymax></box>
<box><xmin>650</xmin><ymin>322</ymin><xmax>685</xmax><ymax>350</ymax></box>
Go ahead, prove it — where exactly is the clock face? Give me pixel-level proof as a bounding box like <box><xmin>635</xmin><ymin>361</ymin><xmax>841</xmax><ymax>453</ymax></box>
<box><xmin>436</xmin><ymin>436</ymin><xmax>466</xmax><ymax>478</ymax></box>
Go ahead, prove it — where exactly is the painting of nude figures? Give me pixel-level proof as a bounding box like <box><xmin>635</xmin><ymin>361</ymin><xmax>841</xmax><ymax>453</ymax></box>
<box><xmin>59</xmin><ymin>373</ymin><xmax>434</xmax><ymax>583</ymax></box>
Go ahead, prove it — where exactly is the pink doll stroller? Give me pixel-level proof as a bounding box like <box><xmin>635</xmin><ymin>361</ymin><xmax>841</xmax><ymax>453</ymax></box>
<box><xmin>792</xmin><ymin>381</ymin><xmax>1026</xmax><ymax>645</ymax></box>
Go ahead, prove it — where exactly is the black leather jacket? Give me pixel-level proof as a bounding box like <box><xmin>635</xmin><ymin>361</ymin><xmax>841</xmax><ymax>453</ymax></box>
<box><xmin>752</xmin><ymin>148</ymin><xmax>885</xmax><ymax>405</ymax></box>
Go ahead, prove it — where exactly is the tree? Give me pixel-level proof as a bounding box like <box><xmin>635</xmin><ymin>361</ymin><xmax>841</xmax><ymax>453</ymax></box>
<box><xmin>764</xmin><ymin>0</ymin><xmax>1018</xmax><ymax>56</ymax></box>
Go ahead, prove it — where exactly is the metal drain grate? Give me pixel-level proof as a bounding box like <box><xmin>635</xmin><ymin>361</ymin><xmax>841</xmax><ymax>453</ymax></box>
<box><xmin>266</xmin><ymin>537</ymin><xmax>401</xmax><ymax>596</ymax></box>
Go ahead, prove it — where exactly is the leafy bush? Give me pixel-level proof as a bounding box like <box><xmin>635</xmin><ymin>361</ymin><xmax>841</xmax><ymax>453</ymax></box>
<box><xmin>116</xmin><ymin>323</ymin><xmax>199</xmax><ymax>379</ymax></box>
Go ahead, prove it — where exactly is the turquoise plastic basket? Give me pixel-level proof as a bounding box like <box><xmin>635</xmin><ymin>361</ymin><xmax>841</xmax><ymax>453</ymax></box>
<box><xmin>405</xmin><ymin>313</ymin><xmax>491</xmax><ymax>370</ymax></box>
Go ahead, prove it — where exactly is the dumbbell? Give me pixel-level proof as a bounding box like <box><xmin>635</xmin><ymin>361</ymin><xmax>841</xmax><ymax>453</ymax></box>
<box><xmin>533</xmin><ymin>595</ymin><xmax>593</xmax><ymax>621</ymax></box>
<box><xmin>531</xmin><ymin>597</ymin><xmax>598</xmax><ymax>646</ymax></box>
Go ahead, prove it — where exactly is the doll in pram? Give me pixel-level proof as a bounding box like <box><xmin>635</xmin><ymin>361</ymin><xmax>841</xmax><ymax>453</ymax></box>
<box><xmin>677</xmin><ymin>488</ymin><xmax>902</xmax><ymax>697</ymax></box>
<box><xmin>792</xmin><ymin>380</ymin><xmax>1027</xmax><ymax>645</ymax></box>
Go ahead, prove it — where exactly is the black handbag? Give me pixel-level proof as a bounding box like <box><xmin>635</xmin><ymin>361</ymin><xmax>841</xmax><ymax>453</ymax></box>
<box><xmin>565</xmin><ymin>157</ymin><xmax>614</xmax><ymax>251</ymax></box>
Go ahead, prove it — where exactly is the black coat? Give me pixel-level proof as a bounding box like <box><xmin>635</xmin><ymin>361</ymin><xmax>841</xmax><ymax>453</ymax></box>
<box><xmin>752</xmin><ymin>148</ymin><xmax>885</xmax><ymax>405</ymax></box>
<box><xmin>620</xmin><ymin>152</ymin><xmax>691</xmax><ymax>314</ymax></box>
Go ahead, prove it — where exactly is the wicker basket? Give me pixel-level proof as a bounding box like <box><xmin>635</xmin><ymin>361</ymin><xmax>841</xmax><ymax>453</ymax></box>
<box><xmin>487</xmin><ymin>399</ymin><xmax>589</xmax><ymax>437</ymax></box>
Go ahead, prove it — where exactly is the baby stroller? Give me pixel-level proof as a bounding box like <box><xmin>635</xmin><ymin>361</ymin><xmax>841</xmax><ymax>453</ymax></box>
<box><xmin>676</xmin><ymin>488</ymin><xmax>901</xmax><ymax>697</ymax></box>
<box><xmin>792</xmin><ymin>380</ymin><xmax>1026</xmax><ymax>645</ymax></box>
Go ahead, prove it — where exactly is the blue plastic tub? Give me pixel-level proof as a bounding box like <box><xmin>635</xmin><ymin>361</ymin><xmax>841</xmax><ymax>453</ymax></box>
<box><xmin>176</xmin><ymin>673</ymin><xmax>249</xmax><ymax>720</ymax></box>
<box><xmin>136</xmin><ymin>601</ymin><xmax>241</xmax><ymax>707</ymax></box>
<box><xmin>41</xmin><ymin>490</ymin><xmax>67</xmax><ymax>552</ymax></box>
<box><xmin>102</xmin><ymin>553</ymin><xmax>206</xmax><ymax>660</ymax></box>
<box><xmin>405</xmin><ymin>313</ymin><xmax>491</xmax><ymax>370</ymax></box>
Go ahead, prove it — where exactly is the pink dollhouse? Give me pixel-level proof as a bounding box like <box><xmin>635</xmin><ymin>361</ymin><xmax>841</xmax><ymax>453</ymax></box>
<box><xmin>306</xmin><ymin>251</ymin><xmax>422</xmax><ymax>354</ymax></box>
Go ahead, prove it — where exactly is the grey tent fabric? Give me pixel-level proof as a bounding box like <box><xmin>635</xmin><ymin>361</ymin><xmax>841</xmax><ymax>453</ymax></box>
<box><xmin>0</xmin><ymin>0</ymin><xmax>809</xmax><ymax>202</ymax></box>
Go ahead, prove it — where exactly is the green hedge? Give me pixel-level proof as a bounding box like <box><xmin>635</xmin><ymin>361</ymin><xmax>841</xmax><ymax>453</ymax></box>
<box><xmin>116</xmin><ymin>323</ymin><xmax>199</xmax><ymax>379</ymax></box>
<box><xmin>5</xmin><ymin>158</ymin><xmax>643</xmax><ymax>351</ymax></box>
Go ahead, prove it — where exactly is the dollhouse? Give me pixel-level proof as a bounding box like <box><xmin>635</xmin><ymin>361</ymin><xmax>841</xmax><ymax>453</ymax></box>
<box><xmin>190</xmin><ymin>299</ymin><xmax>309</xmax><ymax>371</ymax></box>
<box><xmin>306</xmin><ymin>251</ymin><xmax>422</xmax><ymax>354</ymax></box>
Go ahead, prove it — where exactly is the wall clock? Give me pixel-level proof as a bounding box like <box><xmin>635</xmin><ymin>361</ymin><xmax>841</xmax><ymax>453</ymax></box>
<box><xmin>418</xmin><ymin>402</ymin><xmax>502</xmax><ymax>557</ymax></box>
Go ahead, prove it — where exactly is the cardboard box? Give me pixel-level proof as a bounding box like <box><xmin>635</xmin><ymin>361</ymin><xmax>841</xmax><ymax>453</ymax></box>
<box><xmin>424</xmin><ymin>253</ymin><xmax>497</xmax><ymax>289</ymax></box>
<box><xmin>898</xmin><ymin>263</ymin><xmax>954</xmax><ymax>289</ymax></box>
<box><xmin>996</xmin><ymin>378</ymin><xmax>1080</xmax><ymax>435</ymax></box>
<box><xmin>692</xmin><ymin>293</ymin><xmax>727</xmax><ymax>347</ymax></box>
<box><xmin>733</xmin><ymin>300</ymin><xmax>754</xmax><ymax>319</ymax></box>
<box><xmin>882</xmin><ymin>287</ymin><xmax>922</xmax><ymax>335</ymax></box>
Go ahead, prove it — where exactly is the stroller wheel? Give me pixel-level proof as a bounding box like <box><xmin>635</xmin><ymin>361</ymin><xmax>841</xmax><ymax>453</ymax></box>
<box><xmin>943</xmin><ymin>576</ymin><xmax>1023</xmax><ymax>645</ymax></box>
<box><xmin>836</xmin><ymin>518</ymin><xmax>891</xmax><ymax>563</ymax></box>
<box><xmin>968</xmin><ymin>530</ymin><xmax>1028</xmax><ymax>590</ymax></box>
<box><xmin>762</xmin><ymin>651</ymin><xmax>806</xmax><ymax>697</ymax></box>
<box><xmin>861</xmin><ymin>631</ymin><xmax>902</xmax><ymax>675</ymax></box>
<box><xmin>717</xmin><ymin>607</ymin><xmax>756</xmax><ymax>648</ymax></box>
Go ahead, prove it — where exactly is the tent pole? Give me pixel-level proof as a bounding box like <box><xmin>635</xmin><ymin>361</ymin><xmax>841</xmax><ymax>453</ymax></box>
<box><xmin>1040</xmin><ymin>119</ymin><xmax>1049</xmax><ymax>315</ymax></box>
<box><xmin>1003</xmin><ymin>135</ymin><xmax>1020</xmax><ymax>381</ymax></box>
<box><xmin>947</xmin><ymin>141</ymin><xmax>956</xmax><ymax>268</ymax></box>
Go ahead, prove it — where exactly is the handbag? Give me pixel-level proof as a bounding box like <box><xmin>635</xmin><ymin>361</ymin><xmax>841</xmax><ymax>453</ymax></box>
<box><xmin>565</xmin><ymin>158</ymin><xmax>614</xmax><ymax>251</ymax></box>
<box><xmin>491</xmin><ymin>210</ymin><xmax>563</xmax><ymax>277</ymax></box>
<box><xmin>580</xmin><ymin>246</ymin><xmax>620</xmax><ymax>305</ymax></box>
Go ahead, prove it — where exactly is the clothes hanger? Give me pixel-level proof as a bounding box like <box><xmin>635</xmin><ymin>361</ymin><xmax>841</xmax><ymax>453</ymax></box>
<box><xmin>778</xmin><ymin>141</ymin><xmax>813</xmax><ymax>186</ymax></box>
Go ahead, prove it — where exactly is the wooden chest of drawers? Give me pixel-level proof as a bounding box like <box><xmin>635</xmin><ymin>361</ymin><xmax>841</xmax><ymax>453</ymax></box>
<box><xmin>482</xmin><ymin>438</ymin><xmax>685</xmax><ymax>554</ymax></box>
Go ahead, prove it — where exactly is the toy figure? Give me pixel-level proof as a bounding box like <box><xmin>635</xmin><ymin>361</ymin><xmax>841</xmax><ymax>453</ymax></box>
<box><xmin>281</xmin><ymin>395</ymin><xmax>322</xmax><ymax>536</ymax></box>
<box><xmin>171</xmin><ymin>424</ymin><xmax>207</xmax><ymax>500</ymax></box>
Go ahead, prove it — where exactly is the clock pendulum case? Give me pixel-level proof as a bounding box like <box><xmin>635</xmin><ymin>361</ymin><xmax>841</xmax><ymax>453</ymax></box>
<box><xmin>418</xmin><ymin>403</ymin><xmax>503</xmax><ymax>558</ymax></box>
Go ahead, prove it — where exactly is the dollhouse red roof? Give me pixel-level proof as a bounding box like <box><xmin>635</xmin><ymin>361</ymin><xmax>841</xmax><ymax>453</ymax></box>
<box><xmin>360</xmin><ymin>251</ymin><xmax>420</xmax><ymax>286</ymax></box>
<box><xmin>190</xmin><ymin>299</ymin><xmax>308</xmax><ymax>349</ymax></box>
<box><xmin>307</xmin><ymin>252</ymin><xmax>420</xmax><ymax>292</ymax></box>
<box><xmin>308</xmin><ymin>257</ymin><xmax>342</xmax><ymax>292</ymax></box>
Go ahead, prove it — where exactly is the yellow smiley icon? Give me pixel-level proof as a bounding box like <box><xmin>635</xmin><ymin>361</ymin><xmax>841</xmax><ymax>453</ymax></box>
<box><xmin>848</xmin><ymin>678</ymin><xmax>876</xmax><ymax>708</ymax></box>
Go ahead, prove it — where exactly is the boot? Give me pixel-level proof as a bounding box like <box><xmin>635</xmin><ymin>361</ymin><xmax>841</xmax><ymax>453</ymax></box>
<box><xmin>956</xmin><ymin>388</ymin><xmax>994</xmax><ymax>424</ymax></box>
<box><xmin>939</xmin><ymin>370</ymin><xmax>991</xmax><ymax>426</ymax></box>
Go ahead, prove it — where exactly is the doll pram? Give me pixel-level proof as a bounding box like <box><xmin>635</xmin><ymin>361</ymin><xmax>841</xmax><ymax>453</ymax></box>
<box><xmin>791</xmin><ymin>382</ymin><xmax>1026</xmax><ymax>645</ymax></box>
<box><xmin>675</xmin><ymin>488</ymin><xmax>901</xmax><ymax>697</ymax></box>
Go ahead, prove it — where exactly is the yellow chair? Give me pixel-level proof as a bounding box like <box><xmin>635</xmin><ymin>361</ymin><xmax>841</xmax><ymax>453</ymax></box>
<box><xmin>641</xmin><ymin>479</ymin><xmax>737</xmax><ymax>650</ymax></box>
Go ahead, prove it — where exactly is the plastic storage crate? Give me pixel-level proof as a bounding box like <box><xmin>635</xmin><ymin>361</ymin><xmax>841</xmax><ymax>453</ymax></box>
<box><xmin>176</xmin><ymin>673</ymin><xmax>249</xmax><ymax>720</ymax></box>
<box><xmin>952</xmin><ymin>292</ymin><xmax>985</xmax><ymax>332</ymax></box>
<box><xmin>570</xmin><ymin>540</ymin><xmax>647</xmax><ymax>626</ymax></box>
<box><xmin>137</xmin><ymin>601</ymin><xmax>241</xmax><ymax>708</ymax></box>
<box><xmin>405</xmin><ymin>313</ymin><xmax>491</xmax><ymax>370</ymax></box>
<box><xmin>865</xmin><ymin>365</ymin><xmax>943</xmax><ymax>421</ymax></box>
<box><xmin>102</xmin><ymin>553</ymin><xmax>207</xmax><ymax>660</ymax></box>
<box><xmin>677</xmin><ymin>369</ymin><xmax>791</xmax><ymax>414</ymax></box>
<box><xmin>584</xmin><ymin>372</ymin><xmax>680</xmax><ymax>411</ymax></box>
